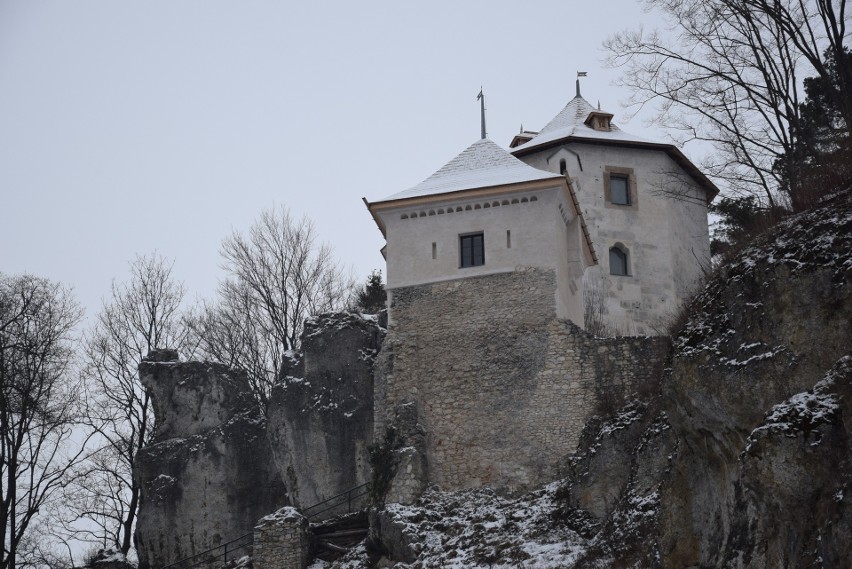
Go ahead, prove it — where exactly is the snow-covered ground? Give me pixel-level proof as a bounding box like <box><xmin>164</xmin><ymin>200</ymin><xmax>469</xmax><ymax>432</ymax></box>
<box><xmin>310</xmin><ymin>485</ymin><xmax>589</xmax><ymax>569</ymax></box>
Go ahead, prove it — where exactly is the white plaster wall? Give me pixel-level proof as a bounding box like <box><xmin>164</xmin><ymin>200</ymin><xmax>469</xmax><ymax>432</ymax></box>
<box><xmin>379</xmin><ymin>186</ymin><xmax>587</xmax><ymax>326</ymax></box>
<box><xmin>666</xmin><ymin>179</ymin><xmax>712</xmax><ymax>299</ymax></box>
<box><xmin>518</xmin><ymin>142</ymin><xmax>710</xmax><ymax>335</ymax></box>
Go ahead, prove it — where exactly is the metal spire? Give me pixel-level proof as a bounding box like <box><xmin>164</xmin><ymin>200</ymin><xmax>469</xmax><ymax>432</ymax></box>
<box><xmin>576</xmin><ymin>71</ymin><xmax>587</xmax><ymax>98</ymax></box>
<box><xmin>476</xmin><ymin>88</ymin><xmax>486</xmax><ymax>139</ymax></box>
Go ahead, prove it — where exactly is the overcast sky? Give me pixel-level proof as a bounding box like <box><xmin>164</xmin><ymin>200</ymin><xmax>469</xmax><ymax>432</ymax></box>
<box><xmin>0</xmin><ymin>0</ymin><xmax>670</xmax><ymax>322</ymax></box>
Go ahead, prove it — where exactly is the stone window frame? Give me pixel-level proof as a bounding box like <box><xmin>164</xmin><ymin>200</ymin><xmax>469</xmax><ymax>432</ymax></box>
<box><xmin>603</xmin><ymin>166</ymin><xmax>638</xmax><ymax>210</ymax></box>
<box><xmin>459</xmin><ymin>232</ymin><xmax>485</xmax><ymax>268</ymax></box>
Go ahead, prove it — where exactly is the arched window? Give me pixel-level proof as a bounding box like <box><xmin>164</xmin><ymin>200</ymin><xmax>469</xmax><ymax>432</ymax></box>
<box><xmin>609</xmin><ymin>245</ymin><xmax>630</xmax><ymax>276</ymax></box>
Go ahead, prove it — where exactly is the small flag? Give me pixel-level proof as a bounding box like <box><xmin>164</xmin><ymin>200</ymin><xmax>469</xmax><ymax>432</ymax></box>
<box><xmin>577</xmin><ymin>71</ymin><xmax>588</xmax><ymax>77</ymax></box>
<box><xmin>476</xmin><ymin>89</ymin><xmax>483</xmax><ymax>101</ymax></box>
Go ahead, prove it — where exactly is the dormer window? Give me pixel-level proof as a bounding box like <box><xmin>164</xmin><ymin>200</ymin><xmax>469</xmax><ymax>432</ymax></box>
<box><xmin>584</xmin><ymin>110</ymin><xmax>614</xmax><ymax>132</ymax></box>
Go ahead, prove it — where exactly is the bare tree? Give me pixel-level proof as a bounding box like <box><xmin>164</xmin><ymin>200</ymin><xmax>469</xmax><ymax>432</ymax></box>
<box><xmin>605</xmin><ymin>0</ymin><xmax>849</xmax><ymax>207</ymax></box>
<box><xmin>188</xmin><ymin>206</ymin><xmax>354</xmax><ymax>407</ymax></box>
<box><xmin>0</xmin><ymin>274</ymin><xmax>84</xmax><ymax>569</ymax></box>
<box><xmin>64</xmin><ymin>254</ymin><xmax>189</xmax><ymax>558</ymax></box>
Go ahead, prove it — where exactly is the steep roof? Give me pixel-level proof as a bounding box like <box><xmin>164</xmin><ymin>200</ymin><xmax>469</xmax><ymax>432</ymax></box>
<box><xmin>511</xmin><ymin>96</ymin><xmax>719</xmax><ymax>201</ymax></box>
<box><xmin>376</xmin><ymin>138</ymin><xmax>563</xmax><ymax>203</ymax></box>
<box><xmin>511</xmin><ymin>96</ymin><xmax>653</xmax><ymax>152</ymax></box>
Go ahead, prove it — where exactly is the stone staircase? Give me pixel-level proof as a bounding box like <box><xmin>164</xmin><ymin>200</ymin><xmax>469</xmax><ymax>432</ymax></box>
<box><xmin>310</xmin><ymin>511</ymin><xmax>370</xmax><ymax>562</ymax></box>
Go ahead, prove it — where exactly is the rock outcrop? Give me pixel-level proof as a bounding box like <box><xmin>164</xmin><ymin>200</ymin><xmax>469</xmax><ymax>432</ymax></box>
<box><xmin>134</xmin><ymin>352</ymin><xmax>287</xmax><ymax>569</ymax></box>
<box><xmin>554</xmin><ymin>190</ymin><xmax>852</xmax><ymax>568</ymax></box>
<box><xmin>267</xmin><ymin>312</ymin><xmax>383</xmax><ymax>515</ymax></box>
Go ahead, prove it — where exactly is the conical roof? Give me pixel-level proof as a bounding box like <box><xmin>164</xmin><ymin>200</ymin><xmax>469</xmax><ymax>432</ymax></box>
<box><xmin>511</xmin><ymin>96</ymin><xmax>653</xmax><ymax>153</ymax></box>
<box><xmin>378</xmin><ymin>138</ymin><xmax>562</xmax><ymax>202</ymax></box>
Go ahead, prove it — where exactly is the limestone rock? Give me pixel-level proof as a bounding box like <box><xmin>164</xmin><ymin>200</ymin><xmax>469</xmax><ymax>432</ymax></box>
<box><xmin>657</xmin><ymin>192</ymin><xmax>852</xmax><ymax>569</ymax></box>
<box><xmin>266</xmin><ymin>312</ymin><xmax>383</xmax><ymax>515</ymax></box>
<box><xmin>722</xmin><ymin>357</ymin><xmax>852</xmax><ymax>567</ymax></box>
<box><xmin>140</xmin><ymin>356</ymin><xmax>257</xmax><ymax>440</ymax></box>
<box><xmin>561</xmin><ymin>401</ymin><xmax>654</xmax><ymax>525</ymax></box>
<box><xmin>554</xmin><ymin>191</ymin><xmax>852</xmax><ymax>568</ymax></box>
<box><xmin>134</xmin><ymin>360</ymin><xmax>287</xmax><ymax>569</ymax></box>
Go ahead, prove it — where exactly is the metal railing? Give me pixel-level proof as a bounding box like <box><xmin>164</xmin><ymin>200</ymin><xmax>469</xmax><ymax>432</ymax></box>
<box><xmin>157</xmin><ymin>482</ymin><xmax>370</xmax><ymax>569</ymax></box>
<box><xmin>302</xmin><ymin>482</ymin><xmax>369</xmax><ymax>521</ymax></box>
<box><xmin>160</xmin><ymin>531</ymin><xmax>253</xmax><ymax>569</ymax></box>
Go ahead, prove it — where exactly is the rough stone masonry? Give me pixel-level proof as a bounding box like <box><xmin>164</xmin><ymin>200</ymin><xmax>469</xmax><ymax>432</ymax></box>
<box><xmin>375</xmin><ymin>267</ymin><xmax>670</xmax><ymax>497</ymax></box>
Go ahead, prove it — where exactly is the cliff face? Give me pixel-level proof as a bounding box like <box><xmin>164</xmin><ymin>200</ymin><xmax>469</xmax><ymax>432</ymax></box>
<box><xmin>558</xmin><ymin>190</ymin><xmax>852</xmax><ymax>568</ymax></box>
<box><xmin>134</xmin><ymin>352</ymin><xmax>287</xmax><ymax>569</ymax></box>
<box><xmin>133</xmin><ymin>314</ymin><xmax>384</xmax><ymax>564</ymax></box>
<box><xmin>266</xmin><ymin>312</ymin><xmax>383</xmax><ymax>514</ymax></box>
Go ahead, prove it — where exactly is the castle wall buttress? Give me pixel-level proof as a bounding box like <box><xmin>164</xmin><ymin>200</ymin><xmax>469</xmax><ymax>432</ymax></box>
<box><xmin>374</xmin><ymin>268</ymin><xmax>670</xmax><ymax>498</ymax></box>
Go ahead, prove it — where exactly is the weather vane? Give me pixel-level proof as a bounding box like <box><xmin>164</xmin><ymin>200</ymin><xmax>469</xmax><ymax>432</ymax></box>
<box><xmin>576</xmin><ymin>71</ymin><xmax>587</xmax><ymax>98</ymax></box>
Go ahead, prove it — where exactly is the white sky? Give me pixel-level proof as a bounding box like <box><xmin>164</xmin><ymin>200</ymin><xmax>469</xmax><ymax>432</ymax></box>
<box><xmin>0</xmin><ymin>0</ymin><xmax>672</xmax><ymax>322</ymax></box>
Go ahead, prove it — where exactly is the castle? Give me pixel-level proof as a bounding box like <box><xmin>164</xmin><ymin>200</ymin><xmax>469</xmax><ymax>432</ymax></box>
<box><xmin>364</xmin><ymin>88</ymin><xmax>717</xmax><ymax>495</ymax></box>
<box><xmin>366</xmin><ymin>87</ymin><xmax>717</xmax><ymax>335</ymax></box>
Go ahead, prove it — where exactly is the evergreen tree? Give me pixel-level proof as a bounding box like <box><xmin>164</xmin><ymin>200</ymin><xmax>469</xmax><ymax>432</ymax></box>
<box><xmin>354</xmin><ymin>270</ymin><xmax>386</xmax><ymax>314</ymax></box>
<box><xmin>777</xmin><ymin>47</ymin><xmax>852</xmax><ymax>209</ymax></box>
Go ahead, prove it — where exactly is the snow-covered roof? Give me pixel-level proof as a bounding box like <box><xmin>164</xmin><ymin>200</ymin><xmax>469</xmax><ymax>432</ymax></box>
<box><xmin>511</xmin><ymin>95</ymin><xmax>719</xmax><ymax>201</ymax></box>
<box><xmin>376</xmin><ymin>138</ymin><xmax>562</xmax><ymax>203</ymax></box>
<box><xmin>511</xmin><ymin>96</ymin><xmax>654</xmax><ymax>153</ymax></box>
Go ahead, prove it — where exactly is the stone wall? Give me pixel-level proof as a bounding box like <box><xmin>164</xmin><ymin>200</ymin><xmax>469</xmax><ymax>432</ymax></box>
<box><xmin>253</xmin><ymin>508</ymin><xmax>310</xmax><ymax>569</ymax></box>
<box><xmin>376</xmin><ymin>268</ymin><xmax>669</xmax><ymax>495</ymax></box>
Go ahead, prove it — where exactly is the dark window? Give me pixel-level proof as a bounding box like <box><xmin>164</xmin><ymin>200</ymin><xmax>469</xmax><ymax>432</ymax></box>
<box><xmin>609</xmin><ymin>246</ymin><xmax>629</xmax><ymax>276</ymax></box>
<box><xmin>559</xmin><ymin>158</ymin><xmax>567</xmax><ymax>174</ymax></box>
<box><xmin>460</xmin><ymin>233</ymin><xmax>484</xmax><ymax>268</ymax></box>
<box><xmin>610</xmin><ymin>175</ymin><xmax>630</xmax><ymax>205</ymax></box>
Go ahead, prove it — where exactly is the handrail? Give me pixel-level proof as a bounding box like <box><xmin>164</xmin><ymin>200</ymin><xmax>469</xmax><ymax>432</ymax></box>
<box><xmin>160</xmin><ymin>531</ymin><xmax>252</xmax><ymax>569</ymax></box>
<box><xmin>157</xmin><ymin>482</ymin><xmax>370</xmax><ymax>569</ymax></box>
<box><xmin>302</xmin><ymin>482</ymin><xmax>369</xmax><ymax>520</ymax></box>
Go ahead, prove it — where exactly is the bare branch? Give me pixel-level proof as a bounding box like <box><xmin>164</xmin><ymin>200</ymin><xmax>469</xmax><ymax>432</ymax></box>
<box><xmin>605</xmin><ymin>0</ymin><xmax>850</xmax><ymax>206</ymax></box>
<box><xmin>187</xmin><ymin>205</ymin><xmax>355</xmax><ymax>408</ymax></box>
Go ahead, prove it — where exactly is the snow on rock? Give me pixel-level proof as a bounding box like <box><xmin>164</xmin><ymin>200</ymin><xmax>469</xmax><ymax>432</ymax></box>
<box><xmin>745</xmin><ymin>355</ymin><xmax>851</xmax><ymax>453</ymax></box>
<box><xmin>318</xmin><ymin>487</ymin><xmax>589</xmax><ymax>568</ymax></box>
<box><xmin>658</xmin><ymin>190</ymin><xmax>852</xmax><ymax>568</ymax></box>
<box><xmin>674</xmin><ymin>189</ymin><xmax>852</xmax><ymax>360</ymax></box>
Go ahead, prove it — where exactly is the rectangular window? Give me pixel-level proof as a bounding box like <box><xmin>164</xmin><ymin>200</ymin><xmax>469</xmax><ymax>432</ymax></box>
<box><xmin>432</xmin><ymin>242</ymin><xmax>437</xmax><ymax>259</ymax></box>
<box><xmin>460</xmin><ymin>233</ymin><xmax>484</xmax><ymax>268</ymax></box>
<box><xmin>610</xmin><ymin>175</ymin><xmax>630</xmax><ymax>205</ymax></box>
<box><xmin>506</xmin><ymin>230</ymin><xmax>511</xmax><ymax>248</ymax></box>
